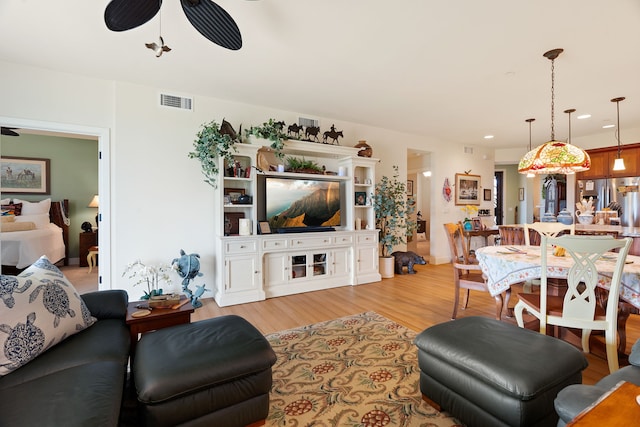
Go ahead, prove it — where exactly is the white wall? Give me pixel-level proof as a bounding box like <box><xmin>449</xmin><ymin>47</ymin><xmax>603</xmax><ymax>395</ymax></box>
<box><xmin>0</xmin><ymin>60</ymin><xmax>497</xmax><ymax>299</ymax></box>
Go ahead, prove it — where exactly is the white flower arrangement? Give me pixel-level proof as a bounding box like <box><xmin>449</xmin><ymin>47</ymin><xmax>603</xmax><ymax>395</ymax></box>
<box><xmin>122</xmin><ymin>260</ymin><xmax>173</xmax><ymax>299</ymax></box>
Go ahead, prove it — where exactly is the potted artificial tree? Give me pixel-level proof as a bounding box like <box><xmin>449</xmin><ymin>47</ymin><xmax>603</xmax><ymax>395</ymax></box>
<box><xmin>188</xmin><ymin>120</ymin><xmax>239</xmax><ymax>188</ymax></box>
<box><xmin>373</xmin><ymin>166</ymin><xmax>417</xmax><ymax>278</ymax></box>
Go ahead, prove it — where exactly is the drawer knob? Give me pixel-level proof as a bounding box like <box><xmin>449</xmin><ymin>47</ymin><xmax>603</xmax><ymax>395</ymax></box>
<box><xmin>240</xmin><ymin>245</ymin><xmax>246</xmax><ymax>249</ymax></box>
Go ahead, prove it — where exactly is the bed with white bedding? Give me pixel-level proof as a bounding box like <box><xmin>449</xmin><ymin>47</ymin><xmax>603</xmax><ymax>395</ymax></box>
<box><xmin>1</xmin><ymin>198</ymin><xmax>69</xmax><ymax>271</ymax></box>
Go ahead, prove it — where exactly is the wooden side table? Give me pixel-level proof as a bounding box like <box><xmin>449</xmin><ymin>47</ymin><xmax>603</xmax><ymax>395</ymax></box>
<box><xmin>126</xmin><ymin>297</ymin><xmax>194</xmax><ymax>363</ymax></box>
<box><xmin>567</xmin><ymin>381</ymin><xmax>640</xmax><ymax>426</ymax></box>
<box><xmin>79</xmin><ymin>231</ymin><xmax>98</xmax><ymax>267</ymax></box>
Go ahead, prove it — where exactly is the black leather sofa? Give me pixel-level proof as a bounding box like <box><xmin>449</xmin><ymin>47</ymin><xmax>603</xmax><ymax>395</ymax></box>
<box><xmin>555</xmin><ymin>338</ymin><xmax>640</xmax><ymax>426</ymax></box>
<box><xmin>0</xmin><ymin>290</ymin><xmax>130</xmax><ymax>427</ymax></box>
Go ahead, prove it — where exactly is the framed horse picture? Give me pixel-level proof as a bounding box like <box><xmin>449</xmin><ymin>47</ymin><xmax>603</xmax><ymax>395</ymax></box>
<box><xmin>0</xmin><ymin>156</ymin><xmax>50</xmax><ymax>194</ymax></box>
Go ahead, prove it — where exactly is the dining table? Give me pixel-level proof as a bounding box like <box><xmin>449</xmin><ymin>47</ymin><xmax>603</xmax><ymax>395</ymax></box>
<box><xmin>463</xmin><ymin>227</ymin><xmax>500</xmax><ymax>255</ymax></box>
<box><xmin>475</xmin><ymin>244</ymin><xmax>640</xmax><ymax>310</ymax></box>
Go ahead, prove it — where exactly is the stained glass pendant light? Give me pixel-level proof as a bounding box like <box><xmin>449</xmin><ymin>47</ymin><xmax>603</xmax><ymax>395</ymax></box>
<box><xmin>611</xmin><ymin>97</ymin><xmax>626</xmax><ymax>171</ymax></box>
<box><xmin>518</xmin><ymin>49</ymin><xmax>591</xmax><ymax>175</ymax></box>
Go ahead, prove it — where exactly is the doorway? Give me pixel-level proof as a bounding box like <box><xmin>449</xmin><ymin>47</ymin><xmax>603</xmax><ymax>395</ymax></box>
<box><xmin>0</xmin><ymin>116</ymin><xmax>111</xmax><ymax>289</ymax></box>
<box><xmin>407</xmin><ymin>149</ymin><xmax>431</xmax><ymax>259</ymax></box>
<box><xmin>494</xmin><ymin>171</ymin><xmax>504</xmax><ymax>225</ymax></box>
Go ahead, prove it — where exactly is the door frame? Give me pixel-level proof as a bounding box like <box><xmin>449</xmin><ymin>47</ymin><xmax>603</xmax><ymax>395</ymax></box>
<box><xmin>1</xmin><ymin>116</ymin><xmax>111</xmax><ymax>289</ymax></box>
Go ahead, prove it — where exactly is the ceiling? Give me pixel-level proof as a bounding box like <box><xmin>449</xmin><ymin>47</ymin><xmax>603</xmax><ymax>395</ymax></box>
<box><xmin>1</xmin><ymin>0</ymin><xmax>639</xmax><ymax>151</ymax></box>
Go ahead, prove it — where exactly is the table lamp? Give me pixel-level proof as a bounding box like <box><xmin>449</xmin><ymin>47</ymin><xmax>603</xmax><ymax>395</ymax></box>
<box><xmin>88</xmin><ymin>194</ymin><xmax>99</xmax><ymax>227</ymax></box>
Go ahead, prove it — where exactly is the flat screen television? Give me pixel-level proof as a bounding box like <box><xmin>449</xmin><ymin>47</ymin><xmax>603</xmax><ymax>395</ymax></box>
<box><xmin>259</xmin><ymin>176</ymin><xmax>343</xmax><ymax>231</ymax></box>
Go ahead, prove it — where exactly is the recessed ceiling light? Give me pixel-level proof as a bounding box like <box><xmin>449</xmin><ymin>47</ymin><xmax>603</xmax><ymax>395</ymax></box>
<box><xmin>484</xmin><ymin>135</ymin><xmax>494</xmax><ymax>139</ymax></box>
<box><xmin>602</xmin><ymin>124</ymin><xmax>615</xmax><ymax>129</ymax></box>
<box><xmin>422</xmin><ymin>171</ymin><xmax>432</xmax><ymax>177</ymax></box>
<box><xmin>577</xmin><ymin>114</ymin><xmax>591</xmax><ymax>120</ymax></box>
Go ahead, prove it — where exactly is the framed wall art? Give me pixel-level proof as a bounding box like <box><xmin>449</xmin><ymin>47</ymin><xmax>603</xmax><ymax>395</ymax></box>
<box><xmin>406</xmin><ymin>180</ymin><xmax>414</xmax><ymax>195</ymax></box>
<box><xmin>519</xmin><ymin>187</ymin><xmax>525</xmax><ymax>201</ymax></box>
<box><xmin>454</xmin><ymin>173</ymin><xmax>480</xmax><ymax>206</ymax></box>
<box><xmin>483</xmin><ymin>188</ymin><xmax>492</xmax><ymax>201</ymax></box>
<box><xmin>0</xmin><ymin>156</ymin><xmax>51</xmax><ymax>194</ymax></box>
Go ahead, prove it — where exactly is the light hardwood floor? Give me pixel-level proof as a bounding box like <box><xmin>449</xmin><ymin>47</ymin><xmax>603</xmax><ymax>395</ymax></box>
<box><xmin>65</xmin><ymin>262</ymin><xmax>639</xmax><ymax>385</ymax></box>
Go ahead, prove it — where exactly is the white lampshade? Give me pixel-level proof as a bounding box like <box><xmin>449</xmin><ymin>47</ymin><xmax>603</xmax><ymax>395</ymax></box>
<box><xmin>612</xmin><ymin>157</ymin><xmax>626</xmax><ymax>171</ymax></box>
<box><xmin>87</xmin><ymin>195</ymin><xmax>99</xmax><ymax>208</ymax></box>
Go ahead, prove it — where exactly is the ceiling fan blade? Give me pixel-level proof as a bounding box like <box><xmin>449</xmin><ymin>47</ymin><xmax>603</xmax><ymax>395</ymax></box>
<box><xmin>181</xmin><ymin>0</ymin><xmax>242</xmax><ymax>50</ymax></box>
<box><xmin>105</xmin><ymin>0</ymin><xmax>161</xmax><ymax>32</ymax></box>
<box><xmin>1</xmin><ymin>127</ymin><xmax>20</xmax><ymax>137</ymax></box>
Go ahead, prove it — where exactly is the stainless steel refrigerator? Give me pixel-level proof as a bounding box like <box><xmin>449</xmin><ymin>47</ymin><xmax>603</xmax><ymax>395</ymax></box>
<box><xmin>577</xmin><ymin>177</ymin><xmax>640</xmax><ymax>227</ymax></box>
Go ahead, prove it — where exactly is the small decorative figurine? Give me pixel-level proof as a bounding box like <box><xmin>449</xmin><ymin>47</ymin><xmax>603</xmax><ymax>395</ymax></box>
<box><xmin>304</xmin><ymin>126</ymin><xmax>321</xmax><ymax>142</ymax></box>
<box><xmin>171</xmin><ymin>249</ymin><xmax>208</xmax><ymax>308</ymax></box>
<box><xmin>287</xmin><ymin>123</ymin><xmax>304</xmax><ymax>139</ymax></box>
<box><xmin>323</xmin><ymin>124</ymin><xmax>343</xmax><ymax>145</ymax></box>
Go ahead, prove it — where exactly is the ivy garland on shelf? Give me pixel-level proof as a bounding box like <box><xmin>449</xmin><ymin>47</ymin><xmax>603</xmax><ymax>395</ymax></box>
<box><xmin>188</xmin><ymin>120</ymin><xmax>238</xmax><ymax>188</ymax></box>
<box><xmin>244</xmin><ymin>119</ymin><xmax>288</xmax><ymax>159</ymax></box>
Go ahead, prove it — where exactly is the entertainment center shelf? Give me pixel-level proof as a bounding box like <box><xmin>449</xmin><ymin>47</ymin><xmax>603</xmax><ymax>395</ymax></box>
<box><xmin>213</xmin><ymin>138</ymin><xmax>381</xmax><ymax>307</ymax></box>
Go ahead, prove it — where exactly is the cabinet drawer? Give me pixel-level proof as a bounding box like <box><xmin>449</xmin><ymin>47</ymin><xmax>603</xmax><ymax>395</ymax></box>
<box><xmin>290</xmin><ymin>236</ymin><xmax>333</xmax><ymax>248</ymax></box>
<box><xmin>333</xmin><ymin>235</ymin><xmax>353</xmax><ymax>245</ymax></box>
<box><xmin>357</xmin><ymin>233</ymin><xmax>377</xmax><ymax>245</ymax></box>
<box><xmin>225</xmin><ymin>240</ymin><xmax>257</xmax><ymax>254</ymax></box>
<box><xmin>262</xmin><ymin>238</ymin><xmax>288</xmax><ymax>250</ymax></box>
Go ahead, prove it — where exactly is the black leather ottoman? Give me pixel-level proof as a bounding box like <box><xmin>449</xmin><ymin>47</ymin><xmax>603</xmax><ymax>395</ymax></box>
<box><xmin>134</xmin><ymin>315</ymin><xmax>277</xmax><ymax>427</ymax></box>
<box><xmin>415</xmin><ymin>316</ymin><xmax>588</xmax><ymax>427</ymax></box>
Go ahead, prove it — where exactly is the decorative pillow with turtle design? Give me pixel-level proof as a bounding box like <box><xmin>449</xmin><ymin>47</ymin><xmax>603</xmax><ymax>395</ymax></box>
<box><xmin>0</xmin><ymin>256</ymin><xmax>96</xmax><ymax>376</ymax></box>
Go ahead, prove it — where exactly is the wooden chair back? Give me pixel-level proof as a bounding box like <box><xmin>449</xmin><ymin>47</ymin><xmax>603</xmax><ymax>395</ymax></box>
<box><xmin>443</xmin><ymin>223</ymin><xmax>508</xmax><ymax>320</ymax></box>
<box><xmin>524</xmin><ymin>222</ymin><xmax>575</xmax><ymax>246</ymax></box>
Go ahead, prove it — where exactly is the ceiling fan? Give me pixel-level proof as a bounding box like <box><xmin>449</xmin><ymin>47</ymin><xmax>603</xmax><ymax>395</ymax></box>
<box><xmin>104</xmin><ymin>0</ymin><xmax>245</xmax><ymax>51</ymax></box>
<box><xmin>1</xmin><ymin>127</ymin><xmax>20</xmax><ymax>137</ymax></box>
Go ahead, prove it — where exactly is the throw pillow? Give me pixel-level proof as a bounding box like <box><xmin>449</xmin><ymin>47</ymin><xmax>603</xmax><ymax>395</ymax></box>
<box><xmin>14</xmin><ymin>213</ymin><xmax>51</xmax><ymax>229</ymax></box>
<box><xmin>0</xmin><ymin>215</ymin><xmax>16</xmax><ymax>223</ymax></box>
<box><xmin>1</xmin><ymin>222</ymin><xmax>36</xmax><ymax>232</ymax></box>
<box><xmin>0</xmin><ymin>256</ymin><xmax>96</xmax><ymax>376</ymax></box>
<box><xmin>12</xmin><ymin>198</ymin><xmax>50</xmax><ymax>215</ymax></box>
<box><xmin>1</xmin><ymin>203</ymin><xmax>22</xmax><ymax>216</ymax></box>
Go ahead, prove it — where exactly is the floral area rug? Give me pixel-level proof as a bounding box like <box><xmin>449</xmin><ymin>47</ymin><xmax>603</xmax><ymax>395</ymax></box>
<box><xmin>264</xmin><ymin>312</ymin><xmax>462</xmax><ymax>427</ymax></box>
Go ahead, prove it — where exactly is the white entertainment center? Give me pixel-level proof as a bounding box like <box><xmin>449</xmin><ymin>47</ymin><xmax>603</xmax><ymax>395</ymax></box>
<box><xmin>212</xmin><ymin>138</ymin><xmax>381</xmax><ymax>307</ymax></box>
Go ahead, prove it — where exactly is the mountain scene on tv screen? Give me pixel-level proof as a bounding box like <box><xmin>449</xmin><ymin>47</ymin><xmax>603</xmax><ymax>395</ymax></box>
<box><xmin>267</xmin><ymin>180</ymin><xmax>341</xmax><ymax>228</ymax></box>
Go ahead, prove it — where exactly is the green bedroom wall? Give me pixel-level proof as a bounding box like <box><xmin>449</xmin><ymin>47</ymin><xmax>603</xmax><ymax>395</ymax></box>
<box><xmin>1</xmin><ymin>133</ymin><xmax>98</xmax><ymax>260</ymax></box>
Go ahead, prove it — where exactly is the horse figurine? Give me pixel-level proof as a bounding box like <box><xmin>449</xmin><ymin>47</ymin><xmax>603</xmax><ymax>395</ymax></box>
<box><xmin>287</xmin><ymin>123</ymin><xmax>303</xmax><ymax>139</ymax></box>
<box><xmin>304</xmin><ymin>126</ymin><xmax>321</xmax><ymax>142</ymax></box>
<box><xmin>219</xmin><ymin>118</ymin><xmax>242</xmax><ymax>143</ymax></box>
<box><xmin>322</xmin><ymin>126</ymin><xmax>343</xmax><ymax>145</ymax></box>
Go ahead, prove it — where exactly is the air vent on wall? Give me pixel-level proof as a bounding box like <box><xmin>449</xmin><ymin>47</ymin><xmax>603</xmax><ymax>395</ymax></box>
<box><xmin>298</xmin><ymin>116</ymin><xmax>319</xmax><ymax>128</ymax></box>
<box><xmin>159</xmin><ymin>93</ymin><xmax>193</xmax><ymax>111</ymax></box>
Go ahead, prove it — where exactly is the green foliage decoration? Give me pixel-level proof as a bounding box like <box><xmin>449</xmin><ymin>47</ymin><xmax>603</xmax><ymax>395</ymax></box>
<box><xmin>244</xmin><ymin>119</ymin><xmax>287</xmax><ymax>159</ymax></box>
<box><xmin>285</xmin><ymin>156</ymin><xmax>323</xmax><ymax>173</ymax></box>
<box><xmin>188</xmin><ymin>120</ymin><xmax>237</xmax><ymax>188</ymax></box>
<box><xmin>373</xmin><ymin>166</ymin><xmax>417</xmax><ymax>258</ymax></box>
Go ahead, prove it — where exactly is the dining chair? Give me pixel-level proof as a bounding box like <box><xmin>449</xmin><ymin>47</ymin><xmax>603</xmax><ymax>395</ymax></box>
<box><xmin>522</xmin><ymin>222</ymin><xmax>575</xmax><ymax>291</ymax></box>
<box><xmin>524</xmin><ymin>221</ymin><xmax>575</xmax><ymax>246</ymax></box>
<box><xmin>514</xmin><ymin>234</ymin><xmax>632</xmax><ymax>373</ymax></box>
<box><xmin>443</xmin><ymin>223</ymin><xmax>509</xmax><ymax>320</ymax></box>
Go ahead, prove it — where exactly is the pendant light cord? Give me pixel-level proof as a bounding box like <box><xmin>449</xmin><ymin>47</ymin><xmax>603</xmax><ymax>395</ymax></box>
<box><xmin>550</xmin><ymin>58</ymin><xmax>555</xmax><ymax>140</ymax></box>
<box><xmin>616</xmin><ymin>99</ymin><xmax>621</xmax><ymax>157</ymax></box>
